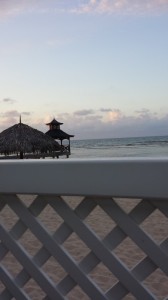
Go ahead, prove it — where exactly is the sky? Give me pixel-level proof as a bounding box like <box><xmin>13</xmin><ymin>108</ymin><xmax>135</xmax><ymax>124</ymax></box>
<box><xmin>0</xmin><ymin>0</ymin><xmax>168</xmax><ymax>139</ymax></box>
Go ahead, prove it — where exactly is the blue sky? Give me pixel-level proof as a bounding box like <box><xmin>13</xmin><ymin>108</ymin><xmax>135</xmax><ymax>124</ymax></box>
<box><xmin>0</xmin><ymin>0</ymin><xmax>168</xmax><ymax>139</ymax></box>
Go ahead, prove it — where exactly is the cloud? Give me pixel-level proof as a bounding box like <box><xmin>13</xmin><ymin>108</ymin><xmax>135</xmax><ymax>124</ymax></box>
<box><xmin>1</xmin><ymin>110</ymin><xmax>20</xmax><ymax>118</ymax></box>
<box><xmin>135</xmin><ymin>108</ymin><xmax>150</xmax><ymax>114</ymax></box>
<box><xmin>0</xmin><ymin>110</ymin><xmax>32</xmax><ymax>132</ymax></box>
<box><xmin>70</xmin><ymin>0</ymin><xmax>168</xmax><ymax>15</ymax></box>
<box><xmin>2</xmin><ymin>98</ymin><xmax>16</xmax><ymax>104</ymax></box>
<box><xmin>74</xmin><ymin>109</ymin><xmax>95</xmax><ymax>116</ymax></box>
<box><xmin>100</xmin><ymin>108</ymin><xmax>112</xmax><ymax>112</ymax></box>
<box><xmin>0</xmin><ymin>0</ymin><xmax>54</xmax><ymax>20</ymax></box>
<box><xmin>0</xmin><ymin>0</ymin><xmax>33</xmax><ymax>19</ymax></box>
<box><xmin>0</xmin><ymin>110</ymin><xmax>20</xmax><ymax>130</ymax></box>
<box><xmin>135</xmin><ymin>108</ymin><xmax>158</xmax><ymax>120</ymax></box>
<box><xmin>51</xmin><ymin>107</ymin><xmax>168</xmax><ymax>139</ymax></box>
<box><xmin>21</xmin><ymin>111</ymin><xmax>31</xmax><ymax>116</ymax></box>
<box><xmin>0</xmin><ymin>1</ymin><xmax>65</xmax><ymax>19</ymax></box>
<box><xmin>70</xmin><ymin>112</ymin><xmax>168</xmax><ymax>139</ymax></box>
<box><xmin>0</xmin><ymin>0</ymin><xmax>167</xmax><ymax>19</ymax></box>
<box><xmin>103</xmin><ymin>109</ymin><xmax>123</xmax><ymax>122</ymax></box>
<box><xmin>1</xmin><ymin>107</ymin><xmax>168</xmax><ymax>139</ymax></box>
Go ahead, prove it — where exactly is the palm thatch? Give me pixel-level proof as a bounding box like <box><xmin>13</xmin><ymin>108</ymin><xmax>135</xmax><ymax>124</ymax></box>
<box><xmin>0</xmin><ymin>122</ymin><xmax>60</xmax><ymax>157</ymax></box>
<box><xmin>46</xmin><ymin>128</ymin><xmax>74</xmax><ymax>140</ymax></box>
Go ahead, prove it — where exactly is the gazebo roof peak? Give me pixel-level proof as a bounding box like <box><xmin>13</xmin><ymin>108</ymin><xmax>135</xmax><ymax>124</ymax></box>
<box><xmin>46</xmin><ymin>118</ymin><xmax>63</xmax><ymax>126</ymax></box>
<box><xmin>45</xmin><ymin>117</ymin><xmax>74</xmax><ymax>140</ymax></box>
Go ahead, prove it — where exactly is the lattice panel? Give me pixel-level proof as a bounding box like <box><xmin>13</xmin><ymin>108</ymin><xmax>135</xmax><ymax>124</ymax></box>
<box><xmin>1</xmin><ymin>194</ymin><xmax>168</xmax><ymax>300</ymax></box>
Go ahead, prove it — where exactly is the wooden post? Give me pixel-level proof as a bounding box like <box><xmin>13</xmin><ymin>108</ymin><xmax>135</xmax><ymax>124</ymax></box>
<box><xmin>69</xmin><ymin>138</ymin><xmax>71</xmax><ymax>155</ymax></box>
<box><xmin>20</xmin><ymin>151</ymin><xmax>23</xmax><ymax>159</ymax></box>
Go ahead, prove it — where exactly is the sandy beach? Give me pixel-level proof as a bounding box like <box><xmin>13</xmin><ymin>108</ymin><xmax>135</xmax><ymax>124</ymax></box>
<box><xmin>1</xmin><ymin>195</ymin><xmax>168</xmax><ymax>300</ymax></box>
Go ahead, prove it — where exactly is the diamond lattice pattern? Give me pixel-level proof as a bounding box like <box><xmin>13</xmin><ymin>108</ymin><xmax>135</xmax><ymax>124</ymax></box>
<box><xmin>0</xmin><ymin>194</ymin><xmax>168</xmax><ymax>300</ymax></box>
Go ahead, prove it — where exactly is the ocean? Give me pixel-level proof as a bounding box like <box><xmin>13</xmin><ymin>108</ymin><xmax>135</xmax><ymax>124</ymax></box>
<box><xmin>70</xmin><ymin>135</ymin><xmax>168</xmax><ymax>158</ymax></box>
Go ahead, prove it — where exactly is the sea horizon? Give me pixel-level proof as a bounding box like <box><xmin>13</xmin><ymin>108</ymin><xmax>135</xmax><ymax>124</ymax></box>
<box><xmin>72</xmin><ymin>133</ymin><xmax>168</xmax><ymax>141</ymax></box>
<box><xmin>70</xmin><ymin>135</ymin><xmax>168</xmax><ymax>159</ymax></box>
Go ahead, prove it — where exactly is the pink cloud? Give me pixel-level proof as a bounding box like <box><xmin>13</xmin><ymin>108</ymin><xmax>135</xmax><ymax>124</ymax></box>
<box><xmin>0</xmin><ymin>0</ymin><xmax>51</xmax><ymax>19</ymax></box>
<box><xmin>70</xmin><ymin>0</ymin><xmax>168</xmax><ymax>15</ymax></box>
<box><xmin>1</xmin><ymin>107</ymin><xmax>168</xmax><ymax>138</ymax></box>
<box><xmin>0</xmin><ymin>1</ymin><xmax>167</xmax><ymax>19</ymax></box>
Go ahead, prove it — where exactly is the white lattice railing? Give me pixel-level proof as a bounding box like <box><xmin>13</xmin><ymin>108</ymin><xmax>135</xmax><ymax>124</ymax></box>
<box><xmin>0</xmin><ymin>159</ymin><xmax>168</xmax><ymax>300</ymax></box>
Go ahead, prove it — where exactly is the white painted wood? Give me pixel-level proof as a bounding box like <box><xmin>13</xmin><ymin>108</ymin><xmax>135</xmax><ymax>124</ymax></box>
<box><xmin>97</xmin><ymin>199</ymin><xmax>168</xmax><ymax>275</ymax></box>
<box><xmin>0</xmin><ymin>225</ymin><xmax>64</xmax><ymax>300</ymax></box>
<box><xmin>4</xmin><ymin>196</ymin><xmax>108</xmax><ymax>300</ymax></box>
<box><xmin>1</xmin><ymin>160</ymin><xmax>168</xmax><ymax>300</ymax></box>
<box><xmin>0</xmin><ymin>266</ymin><xmax>29</xmax><ymax>300</ymax></box>
<box><xmin>0</xmin><ymin>158</ymin><xmax>168</xmax><ymax>198</ymax></box>
<box><xmin>50</xmin><ymin>198</ymin><xmax>156</xmax><ymax>300</ymax></box>
<box><xmin>1</xmin><ymin>194</ymin><xmax>168</xmax><ymax>299</ymax></box>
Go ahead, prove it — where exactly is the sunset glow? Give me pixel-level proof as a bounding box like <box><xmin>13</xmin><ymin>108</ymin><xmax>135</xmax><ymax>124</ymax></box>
<box><xmin>0</xmin><ymin>1</ymin><xmax>168</xmax><ymax>138</ymax></box>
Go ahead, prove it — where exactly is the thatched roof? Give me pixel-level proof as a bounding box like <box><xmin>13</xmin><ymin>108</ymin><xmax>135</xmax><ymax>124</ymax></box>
<box><xmin>0</xmin><ymin>122</ymin><xmax>60</xmax><ymax>154</ymax></box>
<box><xmin>46</xmin><ymin>128</ymin><xmax>74</xmax><ymax>140</ymax></box>
<box><xmin>46</xmin><ymin>118</ymin><xmax>63</xmax><ymax>126</ymax></box>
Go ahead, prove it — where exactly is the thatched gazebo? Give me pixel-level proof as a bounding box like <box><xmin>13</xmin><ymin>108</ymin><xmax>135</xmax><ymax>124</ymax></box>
<box><xmin>45</xmin><ymin>118</ymin><xmax>74</xmax><ymax>154</ymax></box>
<box><xmin>0</xmin><ymin>121</ymin><xmax>60</xmax><ymax>159</ymax></box>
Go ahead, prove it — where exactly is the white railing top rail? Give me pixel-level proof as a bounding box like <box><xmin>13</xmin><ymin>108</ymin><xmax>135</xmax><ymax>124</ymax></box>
<box><xmin>0</xmin><ymin>158</ymin><xmax>168</xmax><ymax>199</ymax></box>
